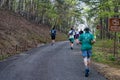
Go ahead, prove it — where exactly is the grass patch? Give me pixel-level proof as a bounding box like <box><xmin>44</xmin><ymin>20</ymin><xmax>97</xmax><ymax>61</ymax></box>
<box><xmin>92</xmin><ymin>51</ymin><xmax>106</xmax><ymax>62</ymax></box>
<box><xmin>0</xmin><ymin>54</ymin><xmax>11</xmax><ymax>60</ymax></box>
<box><xmin>93</xmin><ymin>39</ymin><xmax>114</xmax><ymax>48</ymax></box>
<box><xmin>92</xmin><ymin>39</ymin><xmax>120</xmax><ymax>68</ymax></box>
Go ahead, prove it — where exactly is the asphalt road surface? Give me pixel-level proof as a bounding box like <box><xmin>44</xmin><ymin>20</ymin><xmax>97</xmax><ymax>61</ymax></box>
<box><xmin>0</xmin><ymin>41</ymin><xmax>107</xmax><ymax>80</ymax></box>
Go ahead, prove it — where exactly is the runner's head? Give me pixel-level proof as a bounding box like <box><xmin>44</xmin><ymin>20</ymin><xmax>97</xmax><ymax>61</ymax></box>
<box><xmin>84</xmin><ymin>27</ymin><xmax>90</xmax><ymax>33</ymax></box>
<box><xmin>71</xmin><ymin>27</ymin><xmax>73</xmax><ymax>30</ymax></box>
<box><xmin>52</xmin><ymin>26</ymin><xmax>55</xmax><ymax>30</ymax></box>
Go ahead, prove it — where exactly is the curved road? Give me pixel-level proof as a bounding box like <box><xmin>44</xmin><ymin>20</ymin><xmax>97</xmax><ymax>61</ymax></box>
<box><xmin>0</xmin><ymin>41</ymin><xmax>107</xmax><ymax>80</ymax></box>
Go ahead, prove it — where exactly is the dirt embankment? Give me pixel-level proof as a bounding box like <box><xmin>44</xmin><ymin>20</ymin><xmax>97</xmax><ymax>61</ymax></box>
<box><xmin>0</xmin><ymin>9</ymin><xmax>66</xmax><ymax>55</ymax></box>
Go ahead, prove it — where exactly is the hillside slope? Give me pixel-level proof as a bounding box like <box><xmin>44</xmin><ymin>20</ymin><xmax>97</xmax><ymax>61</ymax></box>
<box><xmin>0</xmin><ymin>9</ymin><xmax>67</xmax><ymax>57</ymax></box>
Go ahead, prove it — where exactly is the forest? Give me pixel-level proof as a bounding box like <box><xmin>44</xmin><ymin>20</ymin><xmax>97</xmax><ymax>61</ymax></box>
<box><xmin>0</xmin><ymin>0</ymin><xmax>120</xmax><ymax>60</ymax></box>
<box><xmin>0</xmin><ymin>0</ymin><xmax>120</xmax><ymax>37</ymax></box>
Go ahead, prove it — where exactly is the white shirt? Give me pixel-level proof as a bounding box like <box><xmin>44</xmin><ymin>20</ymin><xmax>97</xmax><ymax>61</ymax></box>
<box><xmin>68</xmin><ymin>30</ymin><xmax>75</xmax><ymax>38</ymax></box>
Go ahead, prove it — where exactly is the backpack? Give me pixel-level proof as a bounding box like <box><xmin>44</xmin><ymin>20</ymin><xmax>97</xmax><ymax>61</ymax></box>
<box><xmin>69</xmin><ymin>30</ymin><xmax>73</xmax><ymax>35</ymax></box>
<box><xmin>51</xmin><ymin>29</ymin><xmax>56</xmax><ymax>35</ymax></box>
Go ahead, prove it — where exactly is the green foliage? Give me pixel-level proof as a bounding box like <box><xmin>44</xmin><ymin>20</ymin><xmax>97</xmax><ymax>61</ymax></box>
<box><xmin>92</xmin><ymin>38</ymin><xmax>120</xmax><ymax>67</ymax></box>
<box><xmin>94</xmin><ymin>39</ymin><xmax>114</xmax><ymax>48</ymax></box>
<box><xmin>81</xmin><ymin>0</ymin><xmax>120</xmax><ymax>31</ymax></box>
<box><xmin>92</xmin><ymin>51</ymin><xmax>116</xmax><ymax>64</ymax></box>
<box><xmin>1</xmin><ymin>0</ymin><xmax>120</xmax><ymax>35</ymax></box>
<box><xmin>0</xmin><ymin>54</ymin><xmax>11</xmax><ymax>60</ymax></box>
<box><xmin>108</xmin><ymin>54</ymin><xmax>115</xmax><ymax>61</ymax></box>
<box><xmin>92</xmin><ymin>52</ymin><xmax>106</xmax><ymax>62</ymax></box>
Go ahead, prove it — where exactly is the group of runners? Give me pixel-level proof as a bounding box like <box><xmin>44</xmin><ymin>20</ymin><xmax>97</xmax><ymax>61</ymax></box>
<box><xmin>68</xmin><ymin>27</ymin><xmax>96</xmax><ymax>77</ymax></box>
<box><xmin>68</xmin><ymin>27</ymin><xmax>83</xmax><ymax>49</ymax></box>
<box><xmin>50</xmin><ymin>26</ymin><xmax>96</xmax><ymax>77</ymax></box>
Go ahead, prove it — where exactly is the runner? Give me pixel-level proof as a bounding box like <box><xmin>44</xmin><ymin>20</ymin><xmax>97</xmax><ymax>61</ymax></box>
<box><xmin>68</xmin><ymin>27</ymin><xmax>75</xmax><ymax>50</ymax></box>
<box><xmin>50</xmin><ymin>27</ymin><xmax>56</xmax><ymax>45</ymax></box>
<box><xmin>74</xmin><ymin>29</ymin><xmax>80</xmax><ymax>45</ymax></box>
<box><xmin>79</xmin><ymin>27</ymin><xmax>95</xmax><ymax>77</ymax></box>
<box><xmin>79</xmin><ymin>30</ymin><xmax>83</xmax><ymax>35</ymax></box>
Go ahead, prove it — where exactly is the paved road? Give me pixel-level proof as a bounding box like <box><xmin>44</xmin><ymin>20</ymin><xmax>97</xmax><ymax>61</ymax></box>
<box><xmin>0</xmin><ymin>41</ymin><xmax>107</xmax><ymax>80</ymax></box>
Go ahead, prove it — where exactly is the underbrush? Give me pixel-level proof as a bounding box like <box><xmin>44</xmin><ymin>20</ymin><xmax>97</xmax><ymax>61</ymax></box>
<box><xmin>92</xmin><ymin>39</ymin><xmax>120</xmax><ymax>68</ymax></box>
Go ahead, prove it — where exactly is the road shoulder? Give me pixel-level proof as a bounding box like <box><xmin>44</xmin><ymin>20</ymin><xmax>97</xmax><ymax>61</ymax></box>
<box><xmin>93</xmin><ymin>62</ymin><xmax>120</xmax><ymax>80</ymax></box>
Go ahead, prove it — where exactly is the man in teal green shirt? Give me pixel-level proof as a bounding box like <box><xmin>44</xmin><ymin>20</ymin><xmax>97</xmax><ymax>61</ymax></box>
<box><xmin>79</xmin><ymin>27</ymin><xmax>95</xmax><ymax>77</ymax></box>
